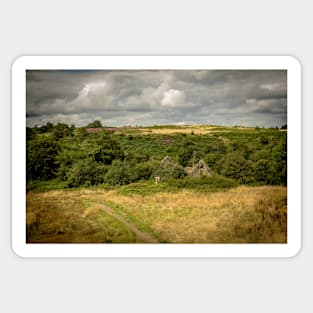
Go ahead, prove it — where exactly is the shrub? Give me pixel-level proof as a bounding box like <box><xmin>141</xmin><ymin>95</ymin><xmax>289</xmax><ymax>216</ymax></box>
<box><xmin>52</xmin><ymin>123</ymin><xmax>73</xmax><ymax>139</ymax></box>
<box><xmin>93</xmin><ymin>135</ymin><xmax>124</xmax><ymax>164</ymax></box>
<box><xmin>152</xmin><ymin>163</ymin><xmax>186</xmax><ymax>181</ymax></box>
<box><xmin>74</xmin><ymin>127</ymin><xmax>88</xmax><ymax>139</ymax></box>
<box><xmin>104</xmin><ymin>160</ymin><xmax>135</xmax><ymax>186</ymax></box>
<box><xmin>214</xmin><ymin>151</ymin><xmax>255</xmax><ymax>183</ymax></box>
<box><xmin>178</xmin><ymin>141</ymin><xmax>194</xmax><ymax>166</ymax></box>
<box><xmin>87</xmin><ymin>120</ymin><xmax>103</xmax><ymax>128</ymax></box>
<box><xmin>259</xmin><ymin>135</ymin><xmax>269</xmax><ymax>145</ymax></box>
<box><xmin>133</xmin><ymin>162</ymin><xmax>153</xmax><ymax>180</ymax></box>
<box><xmin>66</xmin><ymin>158</ymin><xmax>108</xmax><ymax>187</ymax></box>
<box><xmin>27</xmin><ymin>136</ymin><xmax>59</xmax><ymax>182</ymax></box>
<box><xmin>205</xmin><ymin>153</ymin><xmax>221</xmax><ymax>167</ymax></box>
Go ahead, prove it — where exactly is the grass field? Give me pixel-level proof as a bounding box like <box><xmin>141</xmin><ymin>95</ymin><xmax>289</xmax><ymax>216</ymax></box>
<box><xmin>26</xmin><ymin>185</ymin><xmax>287</xmax><ymax>244</ymax></box>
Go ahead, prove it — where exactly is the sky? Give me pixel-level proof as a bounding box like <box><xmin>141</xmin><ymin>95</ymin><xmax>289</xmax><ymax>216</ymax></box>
<box><xmin>26</xmin><ymin>70</ymin><xmax>287</xmax><ymax>128</ymax></box>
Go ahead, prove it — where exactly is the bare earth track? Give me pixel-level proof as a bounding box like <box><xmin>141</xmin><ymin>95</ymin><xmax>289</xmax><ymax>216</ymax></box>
<box><xmin>94</xmin><ymin>203</ymin><xmax>158</xmax><ymax>243</ymax></box>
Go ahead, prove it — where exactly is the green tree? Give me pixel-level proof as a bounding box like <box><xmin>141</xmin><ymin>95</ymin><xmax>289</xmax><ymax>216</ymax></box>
<box><xmin>133</xmin><ymin>162</ymin><xmax>153</xmax><ymax>180</ymax></box>
<box><xmin>55</xmin><ymin>144</ymin><xmax>81</xmax><ymax>181</ymax></box>
<box><xmin>215</xmin><ymin>151</ymin><xmax>254</xmax><ymax>183</ymax></box>
<box><xmin>104</xmin><ymin>160</ymin><xmax>135</xmax><ymax>185</ymax></box>
<box><xmin>253</xmin><ymin>159</ymin><xmax>275</xmax><ymax>184</ymax></box>
<box><xmin>26</xmin><ymin>136</ymin><xmax>59</xmax><ymax>181</ymax></box>
<box><xmin>39</xmin><ymin>122</ymin><xmax>54</xmax><ymax>133</ymax></box>
<box><xmin>52</xmin><ymin>123</ymin><xmax>73</xmax><ymax>139</ymax></box>
<box><xmin>87</xmin><ymin>120</ymin><xmax>103</xmax><ymax>128</ymax></box>
<box><xmin>152</xmin><ymin>163</ymin><xmax>186</xmax><ymax>181</ymax></box>
<box><xmin>74</xmin><ymin>127</ymin><xmax>88</xmax><ymax>140</ymax></box>
<box><xmin>93</xmin><ymin>135</ymin><xmax>124</xmax><ymax>164</ymax></box>
<box><xmin>178</xmin><ymin>140</ymin><xmax>195</xmax><ymax>166</ymax></box>
<box><xmin>66</xmin><ymin>158</ymin><xmax>108</xmax><ymax>187</ymax></box>
<box><xmin>26</xmin><ymin>127</ymin><xmax>34</xmax><ymax>141</ymax></box>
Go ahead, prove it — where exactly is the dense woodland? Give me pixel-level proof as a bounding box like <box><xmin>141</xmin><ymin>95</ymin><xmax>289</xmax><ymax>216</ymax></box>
<box><xmin>26</xmin><ymin>120</ymin><xmax>287</xmax><ymax>192</ymax></box>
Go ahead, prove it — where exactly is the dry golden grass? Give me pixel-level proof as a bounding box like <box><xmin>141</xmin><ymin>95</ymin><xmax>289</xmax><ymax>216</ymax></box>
<box><xmin>26</xmin><ymin>185</ymin><xmax>287</xmax><ymax>243</ymax></box>
<box><xmin>138</xmin><ymin>125</ymin><xmax>254</xmax><ymax>135</ymax></box>
<box><xmin>140</xmin><ymin>127</ymin><xmax>214</xmax><ymax>135</ymax></box>
<box><xmin>26</xmin><ymin>191</ymin><xmax>136</xmax><ymax>243</ymax></box>
<box><xmin>81</xmin><ymin>205</ymin><xmax>102</xmax><ymax>218</ymax></box>
<box><xmin>84</xmin><ymin>185</ymin><xmax>287</xmax><ymax>243</ymax></box>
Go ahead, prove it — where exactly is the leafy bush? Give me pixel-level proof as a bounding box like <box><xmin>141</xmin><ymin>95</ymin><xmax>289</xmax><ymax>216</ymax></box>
<box><xmin>52</xmin><ymin>123</ymin><xmax>74</xmax><ymax>139</ymax></box>
<box><xmin>26</xmin><ymin>136</ymin><xmax>59</xmax><ymax>182</ymax></box>
<box><xmin>152</xmin><ymin>163</ymin><xmax>186</xmax><ymax>181</ymax></box>
<box><xmin>93</xmin><ymin>135</ymin><xmax>124</xmax><ymax>164</ymax></box>
<box><xmin>259</xmin><ymin>135</ymin><xmax>269</xmax><ymax>145</ymax></box>
<box><xmin>133</xmin><ymin>162</ymin><xmax>153</xmax><ymax>180</ymax></box>
<box><xmin>66</xmin><ymin>158</ymin><xmax>108</xmax><ymax>187</ymax></box>
<box><xmin>74</xmin><ymin>127</ymin><xmax>88</xmax><ymax>139</ymax></box>
<box><xmin>214</xmin><ymin>151</ymin><xmax>255</xmax><ymax>183</ymax></box>
<box><xmin>205</xmin><ymin>153</ymin><xmax>221</xmax><ymax>167</ymax></box>
<box><xmin>104</xmin><ymin>160</ymin><xmax>135</xmax><ymax>186</ymax></box>
<box><xmin>87</xmin><ymin>120</ymin><xmax>103</xmax><ymax>128</ymax></box>
<box><xmin>178</xmin><ymin>140</ymin><xmax>195</xmax><ymax>166</ymax></box>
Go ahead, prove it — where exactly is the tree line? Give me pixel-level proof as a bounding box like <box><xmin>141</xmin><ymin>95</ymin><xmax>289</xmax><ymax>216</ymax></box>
<box><xmin>26</xmin><ymin>122</ymin><xmax>287</xmax><ymax>188</ymax></box>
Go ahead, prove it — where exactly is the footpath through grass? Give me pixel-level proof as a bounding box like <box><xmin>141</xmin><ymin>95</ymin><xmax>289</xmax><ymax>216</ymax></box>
<box><xmin>27</xmin><ymin>185</ymin><xmax>287</xmax><ymax>244</ymax></box>
<box><xmin>26</xmin><ymin>190</ymin><xmax>136</xmax><ymax>243</ymax></box>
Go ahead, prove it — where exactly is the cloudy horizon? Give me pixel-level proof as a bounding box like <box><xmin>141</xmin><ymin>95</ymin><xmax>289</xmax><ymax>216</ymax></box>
<box><xmin>26</xmin><ymin>70</ymin><xmax>287</xmax><ymax>128</ymax></box>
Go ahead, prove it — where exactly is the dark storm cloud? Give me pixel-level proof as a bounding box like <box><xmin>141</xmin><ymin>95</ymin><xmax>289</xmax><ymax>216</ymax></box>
<box><xmin>26</xmin><ymin>70</ymin><xmax>287</xmax><ymax>127</ymax></box>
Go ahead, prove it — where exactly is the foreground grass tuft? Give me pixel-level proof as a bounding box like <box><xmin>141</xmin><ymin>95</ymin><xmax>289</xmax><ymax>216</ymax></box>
<box><xmin>26</xmin><ymin>191</ymin><xmax>136</xmax><ymax>243</ymax></box>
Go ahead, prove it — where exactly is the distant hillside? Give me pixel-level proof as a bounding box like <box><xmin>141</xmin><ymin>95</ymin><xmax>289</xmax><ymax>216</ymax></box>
<box><xmin>26</xmin><ymin>123</ymin><xmax>287</xmax><ymax>191</ymax></box>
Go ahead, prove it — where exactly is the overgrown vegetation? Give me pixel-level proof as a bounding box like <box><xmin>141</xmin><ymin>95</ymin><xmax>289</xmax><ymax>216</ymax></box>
<box><xmin>26</xmin><ymin>122</ymin><xmax>287</xmax><ymax>191</ymax></box>
<box><xmin>26</xmin><ymin>123</ymin><xmax>287</xmax><ymax>244</ymax></box>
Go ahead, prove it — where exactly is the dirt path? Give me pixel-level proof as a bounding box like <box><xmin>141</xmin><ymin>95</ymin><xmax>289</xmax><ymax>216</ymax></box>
<box><xmin>95</xmin><ymin>203</ymin><xmax>158</xmax><ymax>243</ymax></box>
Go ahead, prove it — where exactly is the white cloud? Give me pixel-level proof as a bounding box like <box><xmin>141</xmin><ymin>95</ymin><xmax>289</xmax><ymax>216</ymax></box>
<box><xmin>161</xmin><ymin>89</ymin><xmax>187</xmax><ymax>107</ymax></box>
<box><xmin>260</xmin><ymin>83</ymin><xmax>285</xmax><ymax>91</ymax></box>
